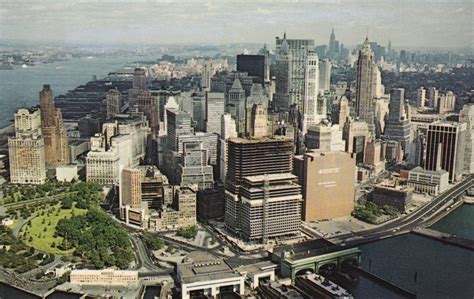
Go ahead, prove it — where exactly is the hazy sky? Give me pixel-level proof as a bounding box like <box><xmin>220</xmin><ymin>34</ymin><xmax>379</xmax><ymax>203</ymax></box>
<box><xmin>0</xmin><ymin>0</ymin><xmax>472</xmax><ymax>49</ymax></box>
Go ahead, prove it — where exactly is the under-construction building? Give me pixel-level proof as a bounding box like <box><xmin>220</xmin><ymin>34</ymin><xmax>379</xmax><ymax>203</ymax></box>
<box><xmin>224</xmin><ymin>137</ymin><xmax>302</xmax><ymax>243</ymax></box>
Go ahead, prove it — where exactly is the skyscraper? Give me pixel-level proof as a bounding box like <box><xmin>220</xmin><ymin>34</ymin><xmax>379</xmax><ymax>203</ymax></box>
<box><xmin>425</xmin><ymin>121</ymin><xmax>466</xmax><ymax>182</ymax></box>
<box><xmin>224</xmin><ymin>136</ymin><xmax>301</xmax><ymax>243</ymax></box>
<box><xmin>318</xmin><ymin>59</ymin><xmax>331</xmax><ymax>92</ymax></box>
<box><xmin>39</xmin><ymin>84</ymin><xmax>70</xmax><ymax>168</ymax></box>
<box><xmin>384</xmin><ymin>88</ymin><xmax>411</xmax><ymax>151</ymax></box>
<box><xmin>249</xmin><ymin>104</ymin><xmax>267</xmax><ymax>138</ymax></box>
<box><xmin>275</xmin><ymin>33</ymin><xmax>315</xmax><ymax>111</ymax></box>
<box><xmin>428</xmin><ymin>87</ymin><xmax>439</xmax><ymax>109</ymax></box>
<box><xmin>205</xmin><ymin>92</ymin><xmax>225</xmax><ymax>135</ymax></box>
<box><xmin>227</xmin><ymin>78</ymin><xmax>246</xmax><ymax>133</ymax></box>
<box><xmin>137</xmin><ymin>90</ymin><xmax>160</xmax><ymax>135</ymax></box>
<box><xmin>236</xmin><ymin>54</ymin><xmax>266</xmax><ymax>85</ymax></box>
<box><xmin>201</xmin><ymin>63</ymin><xmax>214</xmax><ymax>91</ymax></box>
<box><xmin>294</xmin><ymin>150</ymin><xmax>355</xmax><ymax>221</ymax></box>
<box><xmin>301</xmin><ymin>50</ymin><xmax>322</xmax><ymax>133</ymax></box>
<box><xmin>178</xmin><ymin>141</ymin><xmax>214</xmax><ymax>190</ymax></box>
<box><xmin>8</xmin><ymin>108</ymin><xmax>46</xmax><ymax>184</ymax></box>
<box><xmin>459</xmin><ymin>104</ymin><xmax>474</xmax><ymax>174</ymax></box>
<box><xmin>273</xmin><ymin>39</ymin><xmax>292</xmax><ymax>111</ymax></box>
<box><xmin>328</xmin><ymin>28</ymin><xmax>338</xmax><ymax>58</ymax></box>
<box><xmin>417</xmin><ymin>87</ymin><xmax>426</xmax><ymax>109</ymax></box>
<box><xmin>106</xmin><ymin>88</ymin><xmax>122</xmax><ymax>119</ymax></box>
<box><xmin>355</xmin><ymin>38</ymin><xmax>376</xmax><ymax>136</ymax></box>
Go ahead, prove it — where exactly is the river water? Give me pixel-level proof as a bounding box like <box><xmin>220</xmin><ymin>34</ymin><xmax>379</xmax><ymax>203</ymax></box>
<box><xmin>0</xmin><ymin>55</ymin><xmax>159</xmax><ymax>128</ymax></box>
<box><xmin>430</xmin><ymin>204</ymin><xmax>474</xmax><ymax>240</ymax></box>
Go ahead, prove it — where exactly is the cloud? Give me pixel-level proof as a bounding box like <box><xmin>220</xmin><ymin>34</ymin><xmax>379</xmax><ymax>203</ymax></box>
<box><xmin>0</xmin><ymin>0</ymin><xmax>471</xmax><ymax>48</ymax></box>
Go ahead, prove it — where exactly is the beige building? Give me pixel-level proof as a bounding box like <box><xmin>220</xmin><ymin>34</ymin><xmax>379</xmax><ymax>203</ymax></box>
<box><xmin>121</xmin><ymin>167</ymin><xmax>142</xmax><ymax>209</ymax></box>
<box><xmin>8</xmin><ymin>108</ymin><xmax>47</xmax><ymax>185</ymax></box>
<box><xmin>70</xmin><ymin>269</ymin><xmax>138</xmax><ymax>286</ymax></box>
<box><xmin>148</xmin><ymin>186</ymin><xmax>197</xmax><ymax>231</ymax></box>
<box><xmin>295</xmin><ymin>150</ymin><xmax>356</xmax><ymax>221</ymax></box>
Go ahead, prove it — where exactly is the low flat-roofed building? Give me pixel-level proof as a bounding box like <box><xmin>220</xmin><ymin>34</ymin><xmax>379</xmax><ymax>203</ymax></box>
<box><xmin>227</xmin><ymin>259</ymin><xmax>277</xmax><ymax>289</ymax></box>
<box><xmin>70</xmin><ymin>269</ymin><xmax>138</xmax><ymax>286</ymax></box>
<box><xmin>177</xmin><ymin>253</ymin><xmax>244</xmax><ymax>299</ymax></box>
<box><xmin>257</xmin><ymin>280</ymin><xmax>305</xmax><ymax>299</ymax></box>
<box><xmin>295</xmin><ymin>273</ymin><xmax>353</xmax><ymax>299</ymax></box>
<box><xmin>372</xmin><ymin>181</ymin><xmax>413</xmax><ymax>212</ymax></box>
<box><xmin>56</xmin><ymin>165</ymin><xmax>79</xmax><ymax>182</ymax></box>
<box><xmin>408</xmin><ymin>166</ymin><xmax>449</xmax><ymax>195</ymax></box>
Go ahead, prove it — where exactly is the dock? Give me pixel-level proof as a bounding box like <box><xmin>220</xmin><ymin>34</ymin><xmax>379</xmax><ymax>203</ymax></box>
<box><xmin>412</xmin><ymin>228</ymin><xmax>474</xmax><ymax>251</ymax></box>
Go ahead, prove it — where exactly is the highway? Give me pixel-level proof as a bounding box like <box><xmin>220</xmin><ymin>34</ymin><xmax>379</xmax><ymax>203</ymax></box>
<box><xmin>130</xmin><ymin>234</ymin><xmax>161</xmax><ymax>271</ymax></box>
<box><xmin>330</xmin><ymin>175</ymin><xmax>474</xmax><ymax>246</ymax></box>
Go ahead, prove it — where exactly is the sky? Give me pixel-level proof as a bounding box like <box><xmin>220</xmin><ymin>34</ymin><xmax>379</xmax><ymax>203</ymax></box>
<box><xmin>0</xmin><ymin>0</ymin><xmax>472</xmax><ymax>49</ymax></box>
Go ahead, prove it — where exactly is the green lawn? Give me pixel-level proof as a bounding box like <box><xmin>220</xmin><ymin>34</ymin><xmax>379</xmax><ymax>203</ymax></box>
<box><xmin>20</xmin><ymin>206</ymin><xmax>86</xmax><ymax>254</ymax></box>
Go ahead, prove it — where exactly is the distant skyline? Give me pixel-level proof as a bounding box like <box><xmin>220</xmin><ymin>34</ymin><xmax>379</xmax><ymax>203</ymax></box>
<box><xmin>0</xmin><ymin>0</ymin><xmax>472</xmax><ymax>49</ymax></box>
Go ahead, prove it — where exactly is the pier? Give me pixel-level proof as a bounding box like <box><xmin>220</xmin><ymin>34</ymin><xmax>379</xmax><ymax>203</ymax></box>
<box><xmin>412</xmin><ymin>228</ymin><xmax>474</xmax><ymax>251</ymax></box>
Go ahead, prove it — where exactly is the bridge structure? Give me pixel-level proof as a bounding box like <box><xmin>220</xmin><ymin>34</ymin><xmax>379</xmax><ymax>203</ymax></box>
<box><xmin>278</xmin><ymin>246</ymin><xmax>361</xmax><ymax>282</ymax></box>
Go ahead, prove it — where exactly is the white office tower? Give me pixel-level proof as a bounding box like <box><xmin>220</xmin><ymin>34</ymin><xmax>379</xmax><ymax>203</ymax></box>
<box><xmin>355</xmin><ymin>38</ymin><xmax>376</xmax><ymax>137</ymax></box>
<box><xmin>459</xmin><ymin>104</ymin><xmax>474</xmax><ymax>174</ymax></box>
<box><xmin>179</xmin><ymin>141</ymin><xmax>214</xmax><ymax>190</ymax></box>
<box><xmin>160</xmin><ymin>96</ymin><xmax>180</xmax><ymax>136</ymax></box>
<box><xmin>219</xmin><ymin>114</ymin><xmax>238</xmax><ymax>183</ymax></box>
<box><xmin>205</xmin><ymin>92</ymin><xmax>225</xmax><ymax>135</ymax></box>
<box><xmin>318</xmin><ymin>59</ymin><xmax>331</xmax><ymax>92</ymax></box>
<box><xmin>371</xmin><ymin>65</ymin><xmax>383</xmax><ymax>99</ymax></box>
<box><xmin>417</xmin><ymin>87</ymin><xmax>426</xmax><ymax>109</ymax></box>
<box><xmin>302</xmin><ymin>50</ymin><xmax>322</xmax><ymax>134</ymax></box>
<box><xmin>8</xmin><ymin>108</ymin><xmax>47</xmax><ymax>185</ymax></box>
<box><xmin>86</xmin><ymin>114</ymin><xmax>148</xmax><ymax>185</ymax></box>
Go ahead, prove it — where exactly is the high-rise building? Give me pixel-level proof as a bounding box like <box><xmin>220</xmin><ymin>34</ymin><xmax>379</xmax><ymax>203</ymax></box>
<box><xmin>121</xmin><ymin>167</ymin><xmax>142</xmax><ymax>210</ymax></box>
<box><xmin>437</xmin><ymin>91</ymin><xmax>456</xmax><ymax>114</ymax></box>
<box><xmin>137</xmin><ymin>90</ymin><xmax>160</xmax><ymax>135</ymax></box>
<box><xmin>192</xmin><ymin>92</ymin><xmax>206</xmax><ymax>132</ymax></box>
<box><xmin>133</xmin><ymin>68</ymin><xmax>147</xmax><ymax>90</ymax></box>
<box><xmin>201</xmin><ymin>63</ymin><xmax>214</xmax><ymax>91</ymax></box>
<box><xmin>425</xmin><ymin>121</ymin><xmax>466</xmax><ymax>182</ymax></box>
<box><xmin>166</xmin><ymin>109</ymin><xmax>193</xmax><ymax>152</ymax></box>
<box><xmin>428</xmin><ymin>87</ymin><xmax>439</xmax><ymax>109</ymax></box>
<box><xmin>371</xmin><ymin>66</ymin><xmax>383</xmax><ymax>99</ymax></box>
<box><xmin>294</xmin><ymin>150</ymin><xmax>355</xmax><ymax>221</ymax></box>
<box><xmin>305</xmin><ymin>124</ymin><xmax>344</xmax><ymax>152</ymax></box>
<box><xmin>459</xmin><ymin>104</ymin><xmax>474</xmax><ymax>174</ymax></box>
<box><xmin>355</xmin><ymin>38</ymin><xmax>376</xmax><ymax>136</ymax></box>
<box><xmin>384</xmin><ymin>88</ymin><xmax>411</xmax><ymax>150</ymax></box>
<box><xmin>39</xmin><ymin>84</ymin><xmax>70</xmax><ymax>168</ymax></box>
<box><xmin>86</xmin><ymin>113</ymin><xmax>149</xmax><ymax>185</ymax></box>
<box><xmin>106</xmin><ymin>88</ymin><xmax>122</xmax><ymax>119</ymax></box>
<box><xmin>219</xmin><ymin>114</ymin><xmax>238</xmax><ymax>183</ymax></box>
<box><xmin>318</xmin><ymin>59</ymin><xmax>331</xmax><ymax>92</ymax></box>
<box><xmin>249</xmin><ymin>104</ymin><xmax>268</xmax><ymax>138</ymax></box>
<box><xmin>338</xmin><ymin>96</ymin><xmax>350</xmax><ymax>130</ymax></box>
<box><xmin>205</xmin><ymin>92</ymin><xmax>225</xmax><ymax>135</ymax></box>
<box><xmin>417</xmin><ymin>87</ymin><xmax>426</xmax><ymax>109</ymax></box>
<box><xmin>274</xmin><ymin>39</ymin><xmax>292</xmax><ymax>112</ymax></box>
<box><xmin>8</xmin><ymin>108</ymin><xmax>46</xmax><ymax>184</ymax></box>
<box><xmin>328</xmin><ymin>29</ymin><xmax>340</xmax><ymax>59</ymax></box>
<box><xmin>302</xmin><ymin>50</ymin><xmax>322</xmax><ymax>133</ymax></box>
<box><xmin>224</xmin><ymin>137</ymin><xmax>300</xmax><ymax>242</ymax></box>
<box><xmin>178</xmin><ymin>141</ymin><xmax>214</xmax><ymax>190</ymax></box>
<box><xmin>236</xmin><ymin>54</ymin><xmax>266</xmax><ymax>85</ymax></box>
<box><xmin>275</xmin><ymin>33</ymin><xmax>315</xmax><ymax>111</ymax></box>
<box><xmin>234</xmin><ymin>173</ymin><xmax>302</xmax><ymax>242</ymax></box>
<box><xmin>227</xmin><ymin>78</ymin><xmax>246</xmax><ymax>133</ymax></box>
